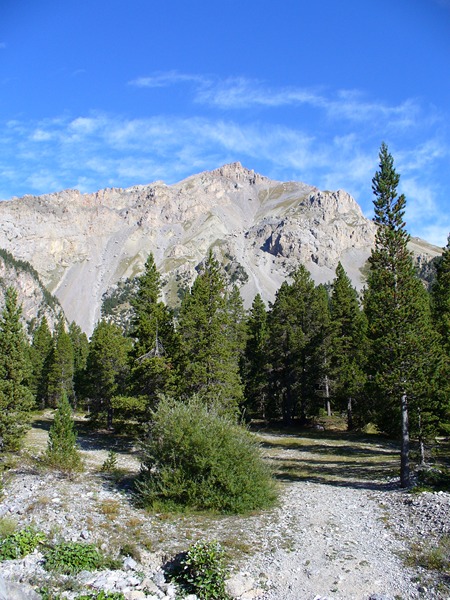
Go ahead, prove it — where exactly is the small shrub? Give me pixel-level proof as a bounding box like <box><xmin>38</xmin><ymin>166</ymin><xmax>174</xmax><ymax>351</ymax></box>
<box><xmin>43</xmin><ymin>542</ymin><xmax>118</xmax><ymax>574</ymax></box>
<box><xmin>415</xmin><ymin>466</ymin><xmax>450</xmax><ymax>492</ymax></box>
<box><xmin>101</xmin><ymin>450</ymin><xmax>119</xmax><ymax>474</ymax></box>
<box><xmin>136</xmin><ymin>396</ymin><xmax>276</xmax><ymax>513</ymax></box>
<box><xmin>0</xmin><ymin>517</ymin><xmax>17</xmax><ymax>539</ymax></box>
<box><xmin>0</xmin><ymin>526</ymin><xmax>46</xmax><ymax>560</ymax></box>
<box><xmin>174</xmin><ymin>540</ymin><xmax>230</xmax><ymax>600</ymax></box>
<box><xmin>45</xmin><ymin>392</ymin><xmax>83</xmax><ymax>473</ymax></box>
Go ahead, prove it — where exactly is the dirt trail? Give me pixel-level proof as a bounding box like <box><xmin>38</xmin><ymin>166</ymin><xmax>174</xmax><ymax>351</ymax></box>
<box><xmin>10</xmin><ymin>417</ymin><xmax>440</xmax><ymax>599</ymax></box>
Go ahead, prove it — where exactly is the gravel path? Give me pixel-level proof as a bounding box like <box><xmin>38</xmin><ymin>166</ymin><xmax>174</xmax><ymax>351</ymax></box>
<box><xmin>1</xmin><ymin>421</ymin><xmax>448</xmax><ymax>599</ymax></box>
<box><xmin>243</xmin><ymin>481</ymin><xmax>419</xmax><ymax>600</ymax></box>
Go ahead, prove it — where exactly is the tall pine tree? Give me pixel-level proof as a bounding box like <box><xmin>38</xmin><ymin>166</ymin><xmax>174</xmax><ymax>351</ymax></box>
<box><xmin>329</xmin><ymin>262</ymin><xmax>367</xmax><ymax>429</ymax></box>
<box><xmin>267</xmin><ymin>266</ymin><xmax>326</xmax><ymax>424</ymax></box>
<box><xmin>243</xmin><ymin>294</ymin><xmax>269</xmax><ymax>419</ymax></box>
<box><xmin>85</xmin><ymin>320</ymin><xmax>132</xmax><ymax>428</ymax></box>
<box><xmin>364</xmin><ymin>142</ymin><xmax>440</xmax><ymax>486</ymax></box>
<box><xmin>129</xmin><ymin>253</ymin><xmax>176</xmax><ymax>410</ymax></box>
<box><xmin>30</xmin><ymin>316</ymin><xmax>53</xmax><ymax>408</ymax></box>
<box><xmin>431</xmin><ymin>234</ymin><xmax>450</xmax><ymax>352</ymax></box>
<box><xmin>177</xmin><ymin>251</ymin><xmax>244</xmax><ymax>414</ymax></box>
<box><xmin>0</xmin><ymin>288</ymin><xmax>34</xmax><ymax>450</ymax></box>
<box><xmin>47</xmin><ymin>319</ymin><xmax>75</xmax><ymax>407</ymax></box>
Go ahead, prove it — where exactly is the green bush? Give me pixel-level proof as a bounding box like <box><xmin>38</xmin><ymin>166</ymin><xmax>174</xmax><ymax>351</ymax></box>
<box><xmin>0</xmin><ymin>526</ymin><xmax>46</xmax><ymax>560</ymax></box>
<box><xmin>136</xmin><ymin>396</ymin><xmax>276</xmax><ymax>513</ymax></box>
<box><xmin>45</xmin><ymin>392</ymin><xmax>83</xmax><ymax>473</ymax></box>
<box><xmin>174</xmin><ymin>540</ymin><xmax>230</xmax><ymax>600</ymax></box>
<box><xmin>43</xmin><ymin>541</ymin><xmax>119</xmax><ymax>574</ymax></box>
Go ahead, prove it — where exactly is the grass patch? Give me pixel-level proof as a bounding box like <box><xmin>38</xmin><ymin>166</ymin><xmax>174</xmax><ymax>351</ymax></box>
<box><xmin>405</xmin><ymin>536</ymin><xmax>450</xmax><ymax>572</ymax></box>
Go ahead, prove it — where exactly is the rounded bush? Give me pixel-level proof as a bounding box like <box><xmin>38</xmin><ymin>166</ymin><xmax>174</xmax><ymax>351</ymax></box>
<box><xmin>136</xmin><ymin>396</ymin><xmax>276</xmax><ymax>514</ymax></box>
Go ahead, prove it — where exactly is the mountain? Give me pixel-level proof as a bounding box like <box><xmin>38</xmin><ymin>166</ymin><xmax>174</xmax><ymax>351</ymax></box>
<box><xmin>0</xmin><ymin>162</ymin><xmax>440</xmax><ymax>334</ymax></box>
<box><xmin>0</xmin><ymin>248</ymin><xmax>64</xmax><ymax>332</ymax></box>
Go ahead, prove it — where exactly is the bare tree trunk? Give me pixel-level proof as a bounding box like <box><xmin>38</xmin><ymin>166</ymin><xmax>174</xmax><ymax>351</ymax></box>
<box><xmin>324</xmin><ymin>375</ymin><xmax>331</xmax><ymax>416</ymax></box>
<box><xmin>418</xmin><ymin>410</ymin><xmax>426</xmax><ymax>465</ymax></box>
<box><xmin>347</xmin><ymin>397</ymin><xmax>354</xmax><ymax>431</ymax></box>
<box><xmin>400</xmin><ymin>392</ymin><xmax>410</xmax><ymax>487</ymax></box>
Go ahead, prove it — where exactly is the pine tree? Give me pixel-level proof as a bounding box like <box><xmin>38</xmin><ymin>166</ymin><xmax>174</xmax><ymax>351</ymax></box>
<box><xmin>329</xmin><ymin>262</ymin><xmax>367</xmax><ymax>429</ymax></box>
<box><xmin>129</xmin><ymin>253</ymin><xmax>176</xmax><ymax>408</ymax></box>
<box><xmin>0</xmin><ymin>288</ymin><xmax>34</xmax><ymax>450</ymax></box>
<box><xmin>311</xmin><ymin>284</ymin><xmax>333</xmax><ymax>417</ymax></box>
<box><xmin>47</xmin><ymin>319</ymin><xmax>75</xmax><ymax>407</ymax></box>
<box><xmin>30</xmin><ymin>316</ymin><xmax>53</xmax><ymax>408</ymax></box>
<box><xmin>267</xmin><ymin>266</ymin><xmax>326</xmax><ymax>424</ymax></box>
<box><xmin>68</xmin><ymin>321</ymin><xmax>89</xmax><ymax>403</ymax></box>
<box><xmin>45</xmin><ymin>391</ymin><xmax>82</xmax><ymax>472</ymax></box>
<box><xmin>177</xmin><ymin>251</ymin><xmax>244</xmax><ymax>414</ymax></box>
<box><xmin>243</xmin><ymin>294</ymin><xmax>269</xmax><ymax>419</ymax></box>
<box><xmin>431</xmin><ymin>234</ymin><xmax>450</xmax><ymax>352</ymax></box>
<box><xmin>85</xmin><ymin>320</ymin><xmax>131</xmax><ymax>428</ymax></box>
<box><xmin>430</xmin><ymin>235</ymin><xmax>450</xmax><ymax>437</ymax></box>
<box><xmin>364</xmin><ymin>142</ymin><xmax>440</xmax><ymax>486</ymax></box>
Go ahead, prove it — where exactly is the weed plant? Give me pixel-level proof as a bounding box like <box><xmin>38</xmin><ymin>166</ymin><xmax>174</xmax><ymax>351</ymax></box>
<box><xmin>43</xmin><ymin>541</ymin><xmax>120</xmax><ymax>574</ymax></box>
<box><xmin>0</xmin><ymin>526</ymin><xmax>46</xmax><ymax>560</ymax></box>
<box><xmin>136</xmin><ymin>396</ymin><xmax>276</xmax><ymax>513</ymax></box>
<box><xmin>172</xmin><ymin>540</ymin><xmax>230</xmax><ymax>600</ymax></box>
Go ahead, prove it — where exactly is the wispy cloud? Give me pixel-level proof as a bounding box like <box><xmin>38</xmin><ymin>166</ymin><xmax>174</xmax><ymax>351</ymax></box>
<box><xmin>129</xmin><ymin>71</ymin><xmax>428</xmax><ymax>133</ymax></box>
<box><xmin>129</xmin><ymin>71</ymin><xmax>206</xmax><ymax>89</ymax></box>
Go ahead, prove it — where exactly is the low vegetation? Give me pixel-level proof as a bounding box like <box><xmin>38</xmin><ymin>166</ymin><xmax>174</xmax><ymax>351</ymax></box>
<box><xmin>171</xmin><ymin>540</ymin><xmax>231</xmax><ymax>600</ymax></box>
<box><xmin>43</xmin><ymin>541</ymin><xmax>120</xmax><ymax>574</ymax></box>
<box><xmin>136</xmin><ymin>396</ymin><xmax>276</xmax><ymax>514</ymax></box>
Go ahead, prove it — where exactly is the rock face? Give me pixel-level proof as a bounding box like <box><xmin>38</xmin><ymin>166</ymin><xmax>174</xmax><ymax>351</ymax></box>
<box><xmin>0</xmin><ymin>162</ymin><xmax>440</xmax><ymax>334</ymax></box>
<box><xmin>0</xmin><ymin>249</ymin><xmax>64</xmax><ymax>332</ymax></box>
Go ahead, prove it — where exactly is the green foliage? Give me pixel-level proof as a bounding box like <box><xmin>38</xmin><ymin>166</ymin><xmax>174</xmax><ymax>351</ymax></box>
<box><xmin>267</xmin><ymin>266</ymin><xmax>329</xmax><ymax>424</ymax></box>
<box><xmin>177</xmin><ymin>251</ymin><xmax>244</xmax><ymax>414</ymax></box>
<box><xmin>45</xmin><ymin>391</ymin><xmax>83</xmax><ymax>472</ymax></box>
<box><xmin>68</xmin><ymin>321</ymin><xmax>89</xmax><ymax>401</ymax></box>
<box><xmin>47</xmin><ymin>319</ymin><xmax>75</xmax><ymax>407</ymax></box>
<box><xmin>174</xmin><ymin>540</ymin><xmax>230</xmax><ymax>600</ymax></box>
<box><xmin>364</xmin><ymin>143</ymin><xmax>441</xmax><ymax>486</ymax></box>
<box><xmin>242</xmin><ymin>294</ymin><xmax>269</xmax><ymax>419</ymax></box>
<box><xmin>0</xmin><ymin>526</ymin><xmax>46</xmax><ymax>560</ymax></box>
<box><xmin>0</xmin><ymin>287</ymin><xmax>34</xmax><ymax>450</ymax></box>
<box><xmin>415</xmin><ymin>466</ymin><xmax>450</xmax><ymax>493</ymax></box>
<box><xmin>329</xmin><ymin>262</ymin><xmax>367</xmax><ymax>429</ymax></box>
<box><xmin>30</xmin><ymin>316</ymin><xmax>53</xmax><ymax>406</ymax></box>
<box><xmin>101</xmin><ymin>450</ymin><xmax>119</xmax><ymax>474</ymax></box>
<box><xmin>405</xmin><ymin>535</ymin><xmax>450</xmax><ymax>573</ymax></box>
<box><xmin>84</xmin><ymin>320</ymin><xmax>132</xmax><ymax>428</ymax></box>
<box><xmin>137</xmin><ymin>396</ymin><xmax>276</xmax><ymax>514</ymax></box>
<box><xmin>43</xmin><ymin>541</ymin><xmax>118</xmax><ymax>574</ymax></box>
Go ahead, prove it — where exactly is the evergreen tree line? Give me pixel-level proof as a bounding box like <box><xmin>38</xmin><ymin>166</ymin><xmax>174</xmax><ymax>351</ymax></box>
<box><xmin>0</xmin><ymin>144</ymin><xmax>449</xmax><ymax>487</ymax></box>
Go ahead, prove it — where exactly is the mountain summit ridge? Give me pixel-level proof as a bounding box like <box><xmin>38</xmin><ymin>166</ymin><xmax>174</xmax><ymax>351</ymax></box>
<box><xmin>0</xmin><ymin>164</ymin><xmax>439</xmax><ymax>334</ymax></box>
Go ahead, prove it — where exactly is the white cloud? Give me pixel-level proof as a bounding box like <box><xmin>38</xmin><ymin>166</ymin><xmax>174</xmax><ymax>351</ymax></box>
<box><xmin>129</xmin><ymin>71</ymin><xmax>206</xmax><ymax>88</ymax></box>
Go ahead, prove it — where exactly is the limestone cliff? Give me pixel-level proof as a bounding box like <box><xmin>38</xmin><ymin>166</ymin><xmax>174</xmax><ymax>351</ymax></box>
<box><xmin>0</xmin><ymin>249</ymin><xmax>64</xmax><ymax>332</ymax></box>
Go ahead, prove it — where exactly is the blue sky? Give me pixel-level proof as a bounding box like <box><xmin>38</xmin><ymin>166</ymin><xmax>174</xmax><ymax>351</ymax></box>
<box><xmin>1</xmin><ymin>0</ymin><xmax>449</xmax><ymax>246</ymax></box>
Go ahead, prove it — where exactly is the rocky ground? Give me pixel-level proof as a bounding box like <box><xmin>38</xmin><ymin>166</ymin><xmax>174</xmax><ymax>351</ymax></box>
<box><xmin>0</xmin><ymin>418</ymin><xmax>449</xmax><ymax>600</ymax></box>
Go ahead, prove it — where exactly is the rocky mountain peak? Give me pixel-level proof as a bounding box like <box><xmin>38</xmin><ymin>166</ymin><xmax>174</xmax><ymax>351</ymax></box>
<box><xmin>0</xmin><ymin>165</ymin><xmax>440</xmax><ymax>334</ymax></box>
<box><xmin>207</xmin><ymin>162</ymin><xmax>270</xmax><ymax>186</ymax></box>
